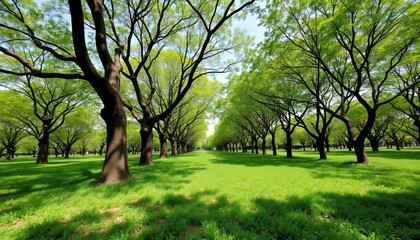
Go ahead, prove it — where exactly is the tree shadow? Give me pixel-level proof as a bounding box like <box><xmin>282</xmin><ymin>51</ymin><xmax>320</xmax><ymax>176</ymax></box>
<box><xmin>208</xmin><ymin>150</ymin><xmax>420</xmax><ymax>191</ymax></box>
<box><xmin>12</xmin><ymin>187</ymin><xmax>419</xmax><ymax>239</ymax></box>
<box><xmin>0</xmin><ymin>155</ymin><xmax>206</xmax><ymax>222</ymax></box>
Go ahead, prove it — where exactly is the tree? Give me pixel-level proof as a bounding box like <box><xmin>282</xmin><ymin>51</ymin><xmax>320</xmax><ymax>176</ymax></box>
<box><xmin>0</xmin><ymin>121</ymin><xmax>25</xmax><ymax>160</ymax></box>
<box><xmin>392</xmin><ymin>54</ymin><xmax>420</xmax><ymax>143</ymax></box>
<box><xmin>258</xmin><ymin>0</ymin><xmax>420</xmax><ymax>163</ymax></box>
<box><xmin>386</xmin><ymin>114</ymin><xmax>408</xmax><ymax>150</ymax></box>
<box><xmin>0</xmin><ymin>0</ymin><xmax>254</xmax><ymax>183</ymax></box>
<box><xmin>51</xmin><ymin>108</ymin><xmax>93</xmax><ymax>158</ymax></box>
<box><xmin>0</xmin><ymin>76</ymin><xmax>86</xmax><ymax>163</ymax></box>
<box><xmin>0</xmin><ymin>90</ymin><xmax>26</xmax><ymax>160</ymax></box>
<box><xmin>127</xmin><ymin>121</ymin><xmax>141</xmax><ymax>155</ymax></box>
<box><xmin>121</xmin><ymin>1</ymin><xmax>255</xmax><ymax>165</ymax></box>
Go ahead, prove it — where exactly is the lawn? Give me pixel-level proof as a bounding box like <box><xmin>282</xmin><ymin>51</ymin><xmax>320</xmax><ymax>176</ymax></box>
<box><xmin>0</xmin><ymin>149</ymin><xmax>419</xmax><ymax>239</ymax></box>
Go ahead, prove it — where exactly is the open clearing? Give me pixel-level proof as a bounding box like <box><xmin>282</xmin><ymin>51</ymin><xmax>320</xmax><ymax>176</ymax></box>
<box><xmin>1</xmin><ymin>149</ymin><xmax>419</xmax><ymax>239</ymax></box>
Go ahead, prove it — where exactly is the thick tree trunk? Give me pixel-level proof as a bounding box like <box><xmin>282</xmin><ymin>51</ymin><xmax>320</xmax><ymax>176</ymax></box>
<box><xmin>139</xmin><ymin>124</ymin><xmax>154</xmax><ymax>165</ymax></box>
<box><xmin>6</xmin><ymin>148</ymin><xmax>12</xmax><ymax>160</ymax></box>
<box><xmin>65</xmin><ymin>148</ymin><xmax>70</xmax><ymax>159</ymax></box>
<box><xmin>285</xmin><ymin>133</ymin><xmax>292</xmax><ymax>158</ymax></box>
<box><xmin>97</xmin><ymin>101</ymin><xmax>130</xmax><ymax>184</ymax></box>
<box><xmin>394</xmin><ymin>139</ymin><xmax>401</xmax><ymax>150</ymax></box>
<box><xmin>370</xmin><ymin>139</ymin><xmax>380</xmax><ymax>151</ymax></box>
<box><xmin>354</xmin><ymin>141</ymin><xmax>369</xmax><ymax>164</ymax></box>
<box><xmin>271</xmin><ymin>132</ymin><xmax>277</xmax><ymax>156</ymax></box>
<box><xmin>159</xmin><ymin>134</ymin><xmax>167</xmax><ymax>159</ymax></box>
<box><xmin>316</xmin><ymin>138</ymin><xmax>327</xmax><ymax>160</ymax></box>
<box><xmin>37</xmin><ymin>133</ymin><xmax>49</xmax><ymax>164</ymax></box>
<box><xmin>169</xmin><ymin>139</ymin><xmax>177</xmax><ymax>156</ymax></box>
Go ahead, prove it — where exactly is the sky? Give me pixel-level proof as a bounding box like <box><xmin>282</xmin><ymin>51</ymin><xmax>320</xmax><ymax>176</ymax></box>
<box><xmin>233</xmin><ymin>13</ymin><xmax>266</xmax><ymax>44</ymax></box>
<box><xmin>205</xmin><ymin>13</ymin><xmax>267</xmax><ymax>137</ymax></box>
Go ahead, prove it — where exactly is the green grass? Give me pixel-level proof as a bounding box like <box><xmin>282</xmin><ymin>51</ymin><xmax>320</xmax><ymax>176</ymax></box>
<box><xmin>0</xmin><ymin>149</ymin><xmax>419</xmax><ymax>239</ymax></box>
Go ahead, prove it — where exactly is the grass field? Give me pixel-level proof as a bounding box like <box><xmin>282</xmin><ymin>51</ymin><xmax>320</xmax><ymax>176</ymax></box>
<box><xmin>0</xmin><ymin>149</ymin><xmax>419</xmax><ymax>239</ymax></box>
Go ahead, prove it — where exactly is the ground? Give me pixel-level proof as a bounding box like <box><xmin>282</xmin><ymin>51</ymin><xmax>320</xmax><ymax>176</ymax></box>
<box><xmin>0</xmin><ymin>149</ymin><xmax>419</xmax><ymax>239</ymax></box>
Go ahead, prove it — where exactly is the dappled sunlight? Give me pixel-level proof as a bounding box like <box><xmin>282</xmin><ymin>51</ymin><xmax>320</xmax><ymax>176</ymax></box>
<box><xmin>1</xmin><ymin>150</ymin><xmax>419</xmax><ymax>239</ymax></box>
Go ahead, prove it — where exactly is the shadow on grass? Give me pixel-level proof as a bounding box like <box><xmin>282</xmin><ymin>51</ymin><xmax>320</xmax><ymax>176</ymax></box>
<box><xmin>13</xmin><ymin>187</ymin><xmax>420</xmax><ymax>239</ymax></box>
<box><xmin>0</xmin><ymin>154</ymin><xmax>207</xmax><ymax>221</ymax></box>
<box><xmin>209</xmin><ymin>150</ymin><xmax>420</xmax><ymax>190</ymax></box>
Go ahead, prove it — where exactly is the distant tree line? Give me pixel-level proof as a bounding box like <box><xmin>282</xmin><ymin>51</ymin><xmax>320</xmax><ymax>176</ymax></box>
<box><xmin>209</xmin><ymin>0</ymin><xmax>419</xmax><ymax>164</ymax></box>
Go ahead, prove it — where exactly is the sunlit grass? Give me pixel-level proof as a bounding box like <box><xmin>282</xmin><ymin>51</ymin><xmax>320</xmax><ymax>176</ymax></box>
<box><xmin>0</xmin><ymin>149</ymin><xmax>419</xmax><ymax>239</ymax></box>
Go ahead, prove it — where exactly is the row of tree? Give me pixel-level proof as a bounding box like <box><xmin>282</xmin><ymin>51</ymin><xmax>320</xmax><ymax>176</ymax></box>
<box><xmin>209</xmin><ymin>99</ymin><xmax>417</xmax><ymax>155</ymax></box>
<box><xmin>0</xmin><ymin>51</ymin><xmax>220</xmax><ymax>158</ymax></box>
<box><xmin>210</xmin><ymin>0</ymin><xmax>419</xmax><ymax>164</ymax></box>
<box><xmin>0</xmin><ymin>0</ymin><xmax>254</xmax><ymax>183</ymax></box>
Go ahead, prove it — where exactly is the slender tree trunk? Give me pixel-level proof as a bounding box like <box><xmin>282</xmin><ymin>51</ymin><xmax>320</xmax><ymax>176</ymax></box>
<box><xmin>99</xmin><ymin>143</ymin><xmax>105</xmax><ymax>156</ymax></box>
<box><xmin>347</xmin><ymin>141</ymin><xmax>352</xmax><ymax>151</ymax></box>
<box><xmin>255</xmin><ymin>142</ymin><xmax>259</xmax><ymax>154</ymax></box>
<box><xmin>262</xmin><ymin>137</ymin><xmax>266</xmax><ymax>155</ymax></box>
<box><xmin>251</xmin><ymin>139</ymin><xmax>255</xmax><ymax>154</ymax></box>
<box><xmin>97</xmin><ymin>99</ymin><xmax>130</xmax><ymax>183</ymax></box>
<box><xmin>271</xmin><ymin>132</ymin><xmax>277</xmax><ymax>156</ymax></box>
<box><xmin>325</xmin><ymin>138</ymin><xmax>330</xmax><ymax>152</ymax></box>
<box><xmin>285</xmin><ymin>132</ymin><xmax>292</xmax><ymax>158</ymax></box>
<box><xmin>241</xmin><ymin>140</ymin><xmax>246</xmax><ymax>153</ymax></box>
<box><xmin>37</xmin><ymin>132</ymin><xmax>49</xmax><ymax>164</ymax></box>
<box><xmin>169</xmin><ymin>139</ymin><xmax>177</xmax><ymax>156</ymax></box>
<box><xmin>182</xmin><ymin>144</ymin><xmax>187</xmax><ymax>154</ymax></box>
<box><xmin>159</xmin><ymin>134</ymin><xmax>168</xmax><ymax>159</ymax></box>
<box><xmin>139</xmin><ymin>124</ymin><xmax>154</xmax><ymax>165</ymax></box>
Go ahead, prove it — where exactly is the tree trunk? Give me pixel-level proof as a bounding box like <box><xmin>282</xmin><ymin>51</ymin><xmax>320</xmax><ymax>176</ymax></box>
<box><xmin>316</xmin><ymin>138</ymin><xmax>327</xmax><ymax>160</ymax></box>
<box><xmin>37</xmin><ymin>133</ymin><xmax>49</xmax><ymax>164</ymax></box>
<box><xmin>285</xmin><ymin>132</ymin><xmax>292</xmax><ymax>158</ymax></box>
<box><xmin>159</xmin><ymin>134</ymin><xmax>167</xmax><ymax>159</ymax></box>
<box><xmin>97</xmin><ymin>101</ymin><xmax>130</xmax><ymax>184</ymax></box>
<box><xmin>255</xmin><ymin>143</ymin><xmax>259</xmax><ymax>154</ymax></box>
<box><xmin>347</xmin><ymin>141</ymin><xmax>352</xmax><ymax>151</ymax></box>
<box><xmin>325</xmin><ymin>138</ymin><xmax>330</xmax><ymax>152</ymax></box>
<box><xmin>271</xmin><ymin>132</ymin><xmax>277</xmax><ymax>156</ymax></box>
<box><xmin>169</xmin><ymin>139</ymin><xmax>177</xmax><ymax>156</ymax></box>
<box><xmin>6</xmin><ymin>147</ymin><xmax>12</xmax><ymax>160</ymax></box>
<box><xmin>370</xmin><ymin>139</ymin><xmax>379</xmax><ymax>151</ymax></box>
<box><xmin>241</xmin><ymin>139</ymin><xmax>246</xmax><ymax>153</ymax></box>
<box><xmin>394</xmin><ymin>139</ymin><xmax>401</xmax><ymax>150</ymax></box>
<box><xmin>354</xmin><ymin>141</ymin><xmax>369</xmax><ymax>164</ymax></box>
<box><xmin>139</xmin><ymin>124</ymin><xmax>154</xmax><ymax>165</ymax></box>
<box><xmin>65</xmin><ymin>147</ymin><xmax>70</xmax><ymax>159</ymax></box>
<box><xmin>262</xmin><ymin>137</ymin><xmax>266</xmax><ymax>155</ymax></box>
